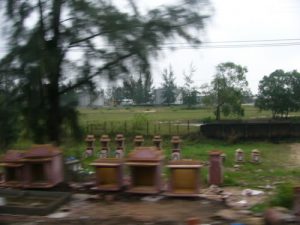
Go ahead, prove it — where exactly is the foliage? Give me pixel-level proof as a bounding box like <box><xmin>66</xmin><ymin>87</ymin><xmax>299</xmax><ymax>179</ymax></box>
<box><xmin>0</xmin><ymin>74</ymin><xmax>20</xmax><ymax>149</ymax></box>
<box><xmin>0</xmin><ymin>92</ymin><xmax>20</xmax><ymax>149</ymax></box>
<box><xmin>181</xmin><ymin>65</ymin><xmax>199</xmax><ymax>108</ymax></box>
<box><xmin>161</xmin><ymin>66</ymin><xmax>177</xmax><ymax>105</ymax></box>
<box><xmin>131</xmin><ymin>113</ymin><xmax>149</xmax><ymax>132</ymax></box>
<box><xmin>270</xmin><ymin>183</ymin><xmax>294</xmax><ymax>209</ymax></box>
<box><xmin>202</xmin><ymin>62</ymin><xmax>250</xmax><ymax>120</ymax></box>
<box><xmin>105</xmin><ymin>86</ymin><xmax>124</xmax><ymax>106</ymax></box>
<box><xmin>122</xmin><ymin>72</ymin><xmax>154</xmax><ymax>104</ymax></box>
<box><xmin>0</xmin><ymin>0</ymin><xmax>211</xmax><ymax>143</ymax></box>
<box><xmin>250</xmin><ymin>203</ymin><xmax>268</xmax><ymax>213</ymax></box>
<box><xmin>255</xmin><ymin>70</ymin><xmax>300</xmax><ymax>118</ymax></box>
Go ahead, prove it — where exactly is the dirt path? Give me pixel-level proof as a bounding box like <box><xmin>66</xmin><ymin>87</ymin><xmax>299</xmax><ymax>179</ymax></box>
<box><xmin>288</xmin><ymin>143</ymin><xmax>300</xmax><ymax>167</ymax></box>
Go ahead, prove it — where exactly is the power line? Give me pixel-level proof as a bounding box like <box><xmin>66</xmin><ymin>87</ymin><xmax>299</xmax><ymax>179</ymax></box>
<box><xmin>1</xmin><ymin>38</ymin><xmax>300</xmax><ymax>52</ymax></box>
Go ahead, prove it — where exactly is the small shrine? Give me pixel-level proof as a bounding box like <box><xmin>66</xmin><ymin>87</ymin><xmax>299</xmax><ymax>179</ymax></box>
<box><xmin>100</xmin><ymin>135</ymin><xmax>111</xmax><ymax>158</ymax></box>
<box><xmin>152</xmin><ymin>135</ymin><xmax>162</xmax><ymax>150</ymax></box>
<box><xmin>251</xmin><ymin>149</ymin><xmax>261</xmax><ymax>163</ymax></box>
<box><xmin>0</xmin><ymin>150</ymin><xmax>25</xmax><ymax>188</ymax></box>
<box><xmin>22</xmin><ymin>144</ymin><xmax>63</xmax><ymax>188</ymax></box>
<box><xmin>235</xmin><ymin>148</ymin><xmax>244</xmax><ymax>163</ymax></box>
<box><xmin>165</xmin><ymin>160</ymin><xmax>202</xmax><ymax>197</ymax></box>
<box><xmin>133</xmin><ymin>135</ymin><xmax>144</xmax><ymax>147</ymax></box>
<box><xmin>126</xmin><ymin>147</ymin><xmax>164</xmax><ymax>194</ymax></box>
<box><xmin>84</xmin><ymin>135</ymin><xmax>96</xmax><ymax>157</ymax></box>
<box><xmin>171</xmin><ymin>136</ymin><xmax>182</xmax><ymax>160</ymax></box>
<box><xmin>115</xmin><ymin>134</ymin><xmax>125</xmax><ymax>158</ymax></box>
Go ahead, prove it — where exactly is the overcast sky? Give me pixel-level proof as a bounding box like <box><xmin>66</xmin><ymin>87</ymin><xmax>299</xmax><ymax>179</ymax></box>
<box><xmin>147</xmin><ymin>0</ymin><xmax>300</xmax><ymax>94</ymax></box>
<box><xmin>1</xmin><ymin>0</ymin><xmax>300</xmax><ymax>94</ymax></box>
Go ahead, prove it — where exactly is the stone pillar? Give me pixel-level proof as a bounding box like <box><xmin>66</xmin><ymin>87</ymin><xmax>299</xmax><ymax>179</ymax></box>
<box><xmin>235</xmin><ymin>149</ymin><xmax>244</xmax><ymax>163</ymax></box>
<box><xmin>84</xmin><ymin>135</ymin><xmax>95</xmax><ymax>157</ymax></box>
<box><xmin>133</xmin><ymin>135</ymin><xmax>144</xmax><ymax>147</ymax></box>
<box><xmin>115</xmin><ymin>134</ymin><xmax>125</xmax><ymax>158</ymax></box>
<box><xmin>152</xmin><ymin>135</ymin><xmax>162</xmax><ymax>150</ymax></box>
<box><xmin>208</xmin><ymin>151</ymin><xmax>223</xmax><ymax>186</ymax></box>
<box><xmin>251</xmin><ymin>149</ymin><xmax>260</xmax><ymax>163</ymax></box>
<box><xmin>171</xmin><ymin>136</ymin><xmax>182</xmax><ymax>160</ymax></box>
<box><xmin>100</xmin><ymin>135</ymin><xmax>111</xmax><ymax>158</ymax></box>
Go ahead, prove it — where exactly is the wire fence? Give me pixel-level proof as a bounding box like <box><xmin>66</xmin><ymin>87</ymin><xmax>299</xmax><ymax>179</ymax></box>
<box><xmin>84</xmin><ymin>120</ymin><xmax>201</xmax><ymax>137</ymax></box>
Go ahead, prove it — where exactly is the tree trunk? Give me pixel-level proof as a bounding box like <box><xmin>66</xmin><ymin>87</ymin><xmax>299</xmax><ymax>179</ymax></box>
<box><xmin>47</xmin><ymin>82</ymin><xmax>61</xmax><ymax>144</ymax></box>
<box><xmin>46</xmin><ymin>0</ymin><xmax>63</xmax><ymax>144</ymax></box>
<box><xmin>216</xmin><ymin>105</ymin><xmax>221</xmax><ymax>121</ymax></box>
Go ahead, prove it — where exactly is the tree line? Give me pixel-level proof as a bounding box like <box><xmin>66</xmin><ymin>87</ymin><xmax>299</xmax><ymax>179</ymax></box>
<box><xmin>0</xmin><ymin>0</ymin><xmax>299</xmax><ymax>148</ymax></box>
<box><xmin>105</xmin><ymin>65</ymin><xmax>198</xmax><ymax>108</ymax></box>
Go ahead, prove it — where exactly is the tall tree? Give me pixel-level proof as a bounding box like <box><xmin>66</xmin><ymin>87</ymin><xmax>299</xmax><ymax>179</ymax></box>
<box><xmin>0</xmin><ymin>0</ymin><xmax>211</xmax><ymax>143</ymax></box>
<box><xmin>161</xmin><ymin>66</ymin><xmax>177</xmax><ymax>105</ymax></box>
<box><xmin>255</xmin><ymin>70</ymin><xmax>300</xmax><ymax>118</ymax></box>
<box><xmin>123</xmin><ymin>72</ymin><xmax>153</xmax><ymax>104</ymax></box>
<box><xmin>202</xmin><ymin>62</ymin><xmax>250</xmax><ymax>120</ymax></box>
<box><xmin>181</xmin><ymin>64</ymin><xmax>198</xmax><ymax>108</ymax></box>
<box><xmin>0</xmin><ymin>75</ymin><xmax>20</xmax><ymax>149</ymax></box>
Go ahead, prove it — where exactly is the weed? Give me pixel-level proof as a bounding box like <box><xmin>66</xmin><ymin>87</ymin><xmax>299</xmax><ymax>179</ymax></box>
<box><xmin>270</xmin><ymin>183</ymin><xmax>294</xmax><ymax>209</ymax></box>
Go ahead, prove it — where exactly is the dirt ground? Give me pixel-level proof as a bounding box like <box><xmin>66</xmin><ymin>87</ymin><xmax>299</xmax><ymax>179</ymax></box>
<box><xmin>0</xmin><ymin>194</ymin><xmax>227</xmax><ymax>225</ymax></box>
<box><xmin>288</xmin><ymin>143</ymin><xmax>300</xmax><ymax>167</ymax></box>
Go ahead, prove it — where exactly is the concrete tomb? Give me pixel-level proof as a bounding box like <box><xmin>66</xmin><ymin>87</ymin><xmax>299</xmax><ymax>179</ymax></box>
<box><xmin>0</xmin><ymin>150</ymin><xmax>25</xmax><ymax>188</ymax></box>
<box><xmin>90</xmin><ymin>158</ymin><xmax>124</xmax><ymax>191</ymax></box>
<box><xmin>22</xmin><ymin>144</ymin><xmax>64</xmax><ymax>188</ymax></box>
<box><xmin>126</xmin><ymin>147</ymin><xmax>164</xmax><ymax>194</ymax></box>
<box><xmin>0</xmin><ymin>145</ymin><xmax>63</xmax><ymax>189</ymax></box>
<box><xmin>165</xmin><ymin>160</ymin><xmax>202</xmax><ymax>197</ymax></box>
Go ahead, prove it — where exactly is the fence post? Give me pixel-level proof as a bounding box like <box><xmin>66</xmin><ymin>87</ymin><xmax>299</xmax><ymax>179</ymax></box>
<box><xmin>187</xmin><ymin>120</ymin><xmax>190</xmax><ymax>134</ymax></box>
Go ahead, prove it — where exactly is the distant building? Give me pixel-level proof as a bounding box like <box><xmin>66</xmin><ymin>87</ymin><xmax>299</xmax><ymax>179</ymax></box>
<box><xmin>153</xmin><ymin>88</ymin><xmax>183</xmax><ymax>105</ymax></box>
<box><xmin>154</xmin><ymin>88</ymin><xmax>164</xmax><ymax>105</ymax></box>
<box><xmin>78</xmin><ymin>91</ymin><xmax>104</xmax><ymax>108</ymax></box>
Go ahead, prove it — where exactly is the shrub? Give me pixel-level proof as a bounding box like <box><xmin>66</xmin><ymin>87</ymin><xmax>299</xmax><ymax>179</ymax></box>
<box><xmin>270</xmin><ymin>183</ymin><xmax>294</xmax><ymax>209</ymax></box>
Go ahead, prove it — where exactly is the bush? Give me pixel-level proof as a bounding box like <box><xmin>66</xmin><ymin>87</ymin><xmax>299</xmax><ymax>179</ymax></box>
<box><xmin>132</xmin><ymin>113</ymin><xmax>148</xmax><ymax>132</ymax></box>
<box><xmin>270</xmin><ymin>183</ymin><xmax>294</xmax><ymax>209</ymax></box>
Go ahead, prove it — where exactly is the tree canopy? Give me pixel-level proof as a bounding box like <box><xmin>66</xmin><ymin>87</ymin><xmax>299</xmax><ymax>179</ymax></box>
<box><xmin>161</xmin><ymin>66</ymin><xmax>177</xmax><ymax>105</ymax></box>
<box><xmin>0</xmin><ymin>0</ymin><xmax>211</xmax><ymax>143</ymax></box>
<box><xmin>181</xmin><ymin>65</ymin><xmax>199</xmax><ymax>108</ymax></box>
<box><xmin>202</xmin><ymin>62</ymin><xmax>250</xmax><ymax>120</ymax></box>
<box><xmin>255</xmin><ymin>69</ymin><xmax>300</xmax><ymax>118</ymax></box>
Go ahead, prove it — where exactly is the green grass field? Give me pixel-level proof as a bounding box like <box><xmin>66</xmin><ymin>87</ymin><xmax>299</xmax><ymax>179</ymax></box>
<box><xmin>78</xmin><ymin>105</ymin><xmax>300</xmax><ymax>136</ymax></box>
<box><xmin>79</xmin><ymin>105</ymin><xmax>300</xmax><ymax>123</ymax></box>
